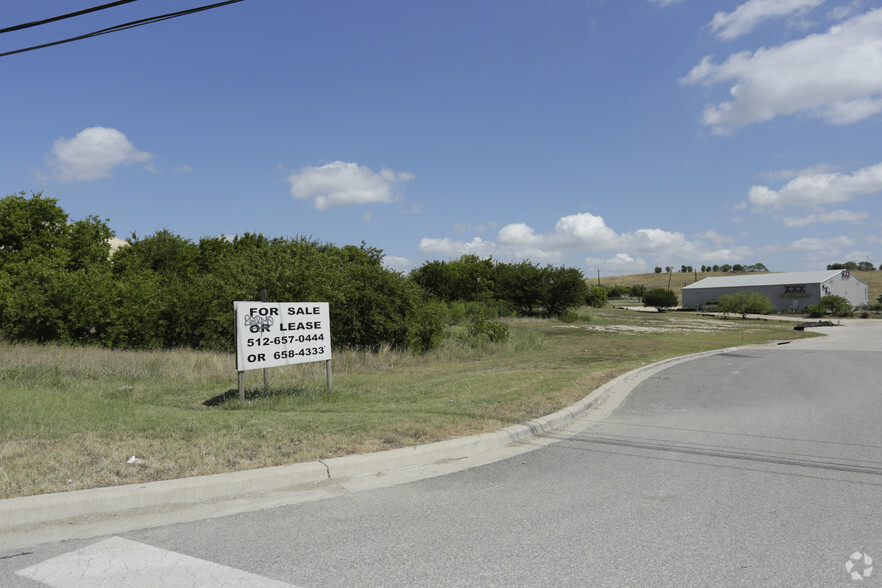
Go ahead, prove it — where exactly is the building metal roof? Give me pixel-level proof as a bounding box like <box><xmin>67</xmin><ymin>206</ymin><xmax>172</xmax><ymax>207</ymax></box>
<box><xmin>682</xmin><ymin>270</ymin><xmax>860</xmax><ymax>290</ymax></box>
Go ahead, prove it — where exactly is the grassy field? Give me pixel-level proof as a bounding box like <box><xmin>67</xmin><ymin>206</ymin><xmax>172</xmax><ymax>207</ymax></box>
<box><xmin>0</xmin><ymin>308</ymin><xmax>819</xmax><ymax>499</ymax></box>
<box><xmin>596</xmin><ymin>270</ymin><xmax>882</xmax><ymax>304</ymax></box>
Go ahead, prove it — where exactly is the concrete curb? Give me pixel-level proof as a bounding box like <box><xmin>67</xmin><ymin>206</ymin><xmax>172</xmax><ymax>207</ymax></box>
<box><xmin>0</xmin><ymin>346</ymin><xmax>734</xmax><ymax>531</ymax></box>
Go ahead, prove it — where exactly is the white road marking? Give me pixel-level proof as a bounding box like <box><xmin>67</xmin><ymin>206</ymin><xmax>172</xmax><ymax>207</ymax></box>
<box><xmin>16</xmin><ymin>536</ymin><xmax>297</xmax><ymax>587</ymax></box>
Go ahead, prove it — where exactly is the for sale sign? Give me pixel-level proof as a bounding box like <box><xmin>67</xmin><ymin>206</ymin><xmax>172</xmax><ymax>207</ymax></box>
<box><xmin>234</xmin><ymin>302</ymin><xmax>331</xmax><ymax>371</ymax></box>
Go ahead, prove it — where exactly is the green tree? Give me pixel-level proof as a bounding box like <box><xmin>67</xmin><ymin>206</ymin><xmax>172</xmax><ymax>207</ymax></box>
<box><xmin>586</xmin><ymin>285</ymin><xmax>607</xmax><ymax>308</ymax></box>
<box><xmin>494</xmin><ymin>261</ymin><xmax>544</xmax><ymax>314</ymax></box>
<box><xmin>716</xmin><ymin>291</ymin><xmax>775</xmax><ymax>318</ymax></box>
<box><xmin>630</xmin><ymin>284</ymin><xmax>646</xmax><ymax>301</ymax></box>
<box><xmin>643</xmin><ymin>288</ymin><xmax>678</xmax><ymax>311</ymax></box>
<box><xmin>333</xmin><ymin>258</ymin><xmax>444</xmax><ymax>352</ymax></box>
<box><xmin>410</xmin><ymin>255</ymin><xmax>494</xmax><ymax>303</ymax></box>
<box><xmin>0</xmin><ymin>192</ymin><xmax>116</xmax><ymax>345</ymax></box>
<box><xmin>541</xmin><ymin>265</ymin><xmax>589</xmax><ymax>316</ymax></box>
<box><xmin>828</xmin><ymin>261</ymin><xmax>859</xmax><ymax>271</ymax></box>
<box><xmin>606</xmin><ymin>284</ymin><xmax>631</xmax><ymax>298</ymax></box>
<box><xmin>818</xmin><ymin>295</ymin><xmax>852</xmax><ymax>317</ymax></box>
<box><xmin>0</xmin><ymin>191</ymin><xmax>113</xmax><ymax>271</ymax></box>
<box><xmin>0</xmin><ymin>191</ymin><xmax>68</xmax><ymax>264</ymax></box>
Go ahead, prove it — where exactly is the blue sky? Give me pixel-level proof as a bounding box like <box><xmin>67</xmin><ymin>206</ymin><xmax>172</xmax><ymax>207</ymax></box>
<box><xmin>3</xmin><ymin>0</ymin><xmax>881</xmax><ymax>275</ymax></box>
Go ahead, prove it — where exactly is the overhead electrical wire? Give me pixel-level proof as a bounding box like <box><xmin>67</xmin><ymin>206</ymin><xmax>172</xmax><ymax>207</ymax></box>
<box><xmin>0</xmin><ymin>0</ymin><xmax>246</xmax><ymax>58</ymax></box>
<box><xmin>0</xmin><ymin>1</ymin><xmax>140</xmax><ymax>35</ymax></box>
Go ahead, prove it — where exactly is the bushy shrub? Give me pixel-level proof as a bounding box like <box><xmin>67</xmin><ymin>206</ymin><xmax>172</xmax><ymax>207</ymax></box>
<box><xmin>605</xmin><ymin>284</ymin><xmax>630</xmax><ymax>298</ymax></box>
<box><xmin>558</xmin><ymin>309</ymin><xmax>592</xmax><ymax>323</ymax></box>
<box><xmin>586</xmin><ymin>285</ymin><xmax>608</xmax><ymax>308</ymax></box>
<box><xmin>411</xmin><ymin>256</ymin><xmax>588</xmax><ymax>317</ymax></box>
<box><xmin>806</xmin><ymin>304</ymin><xmax>826</xmax><ymax>318</ymax></box>
<box><xmin>0</xmin><ymin>193</ymin><xmax>447</xmax><ymax>353</ymax></box>
<box><xmin>643</xmin><ymin>288</ymin><xmax>678</xmax><ymax>311</ymax></box>
<box><xmin>818</xmin><ymin>295</ymin><xmax>852</xmax><ymax>317</ymax></box>
<box><xmin>716</xmin><ymin>291</ymin><xmax>776</xmax><ymax>318</ymax></box>
<box><xmin>465</xmin><ymin>317</ymin><xmax>510</xmax><ymax>346</ymax></box>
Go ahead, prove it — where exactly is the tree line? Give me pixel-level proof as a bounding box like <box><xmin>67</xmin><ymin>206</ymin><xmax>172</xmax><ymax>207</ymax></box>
<box><xmin>827</xmin><ymin>261</ymin><xmax>878</xmax><ymax>271</ymax></box>
<box><xmin>654</xmin><ymin>263</ymin><xmax>769</xmax><ymax>274</ymax></box>
<box><xmin>0</xmin><ymin>192</ymin><xmax>592</xmax><ymax>353</ymax></box>
<box><xmin>409</xmin><ymin>255</ymin><xmax>589</xmax><ymax>317</ymax></box>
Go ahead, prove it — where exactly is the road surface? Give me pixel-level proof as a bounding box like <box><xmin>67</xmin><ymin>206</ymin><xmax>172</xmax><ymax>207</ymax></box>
<box><xmin>3</xmin><ymin>321</ymin><xmax>880</xmax><ymax>586</ymax></box>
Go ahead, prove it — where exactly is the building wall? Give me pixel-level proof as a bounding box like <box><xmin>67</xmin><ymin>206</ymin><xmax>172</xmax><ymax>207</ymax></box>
<box><xmin>824</xmin><ymin>273</ymin><xmax>869</xmax><ymax>307</ymax></box>
<box><xmin>683</xmin><ymin>283</ymin><xmax>821</xmax><ymax>311</ymax></box>
<box><xmin>682</xmin><ymin>273</ymin><xmax>868</xmax><ymax>311</ymax></box>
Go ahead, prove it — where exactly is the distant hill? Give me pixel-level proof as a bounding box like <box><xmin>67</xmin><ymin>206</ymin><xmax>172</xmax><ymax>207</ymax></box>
<box><xmin>592</xmin><ymin>270</ymin><xmax>881</xmax><ymax>305</ymax></box>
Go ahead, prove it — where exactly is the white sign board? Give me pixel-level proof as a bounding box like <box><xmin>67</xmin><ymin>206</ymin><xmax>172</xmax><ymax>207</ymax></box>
<box><xmin>234</xmin><ymin>302</ymin><xmax>331</xmax><ymax>372</ymax></box>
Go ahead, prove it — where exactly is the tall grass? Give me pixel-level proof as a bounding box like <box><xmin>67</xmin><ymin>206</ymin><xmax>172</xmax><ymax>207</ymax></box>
<box><xmin>0</xmin><ymin>310</ymin><xmax>813</xmax><ymax>498</ymax></box>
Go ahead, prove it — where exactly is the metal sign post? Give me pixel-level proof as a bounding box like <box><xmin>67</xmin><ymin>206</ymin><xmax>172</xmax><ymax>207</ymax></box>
<box><xmin>261</xmin><ymin>289</ymin><xmax>268</xmax><ymax>395</ymax></box>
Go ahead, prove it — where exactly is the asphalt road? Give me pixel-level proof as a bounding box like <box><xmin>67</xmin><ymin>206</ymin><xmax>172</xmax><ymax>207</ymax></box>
<box><xmin>3</xmin><ymin>321</ymin><xmax>881</xmax><ymax>587</ymax></box>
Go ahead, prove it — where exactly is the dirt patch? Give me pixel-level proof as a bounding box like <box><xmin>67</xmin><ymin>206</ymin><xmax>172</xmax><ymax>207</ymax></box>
<box><xmin>553</xmin><ymin>319</ymin><xmax>740</xmax><ymax>334</ymax></box>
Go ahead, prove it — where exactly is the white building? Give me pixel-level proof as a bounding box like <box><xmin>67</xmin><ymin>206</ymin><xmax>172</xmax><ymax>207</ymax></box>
<box><xmin>681</xmin><ymin>270</ymin><xmax>869</xmax><ymax>312</ymax></box>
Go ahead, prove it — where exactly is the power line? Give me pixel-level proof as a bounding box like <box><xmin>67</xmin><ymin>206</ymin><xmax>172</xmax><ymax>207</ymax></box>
<box><xmin>0</xmin><ymin>0</ymin><xmax>247</xmax><ymax>58</ymax></box>
<box><xmin>0</xmin><ymin>1</ymin><xmax>140</xmax><ymax>35</ymax></box>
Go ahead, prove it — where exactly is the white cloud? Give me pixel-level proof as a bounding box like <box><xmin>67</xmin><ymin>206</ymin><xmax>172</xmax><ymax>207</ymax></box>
<box><xmin>681</xmin><ymin>8</ymin><xmax>882</xmax><ymax>133</ymax></box>
<box><xmin>694</xmin><ymin>229</ymin><xmax>736</xmax><ymax>244</ymax></box>
<box><xmin>710</xmin><ymin>0</ymin><xmax>825</xmax><ymax>41</ymax></box>
<box><xmin>749</xmin><ymin>162</ymin><xmax>882</xmax><ymax>209</ymax></box>
<box><xmin>788</xmin><ymin>235</ymin><xmax>854</xmax><ymax>251</ymax></box>
<box><xmin>418</xmin><ymin>236</ymin><xmax>497</xmax><ymax>258</ymax></box>
<box><xmin>287</xmin><ymin>161</ymin><xmax>414</xmax><ymax>210</ymax></box>
<box><xmin>622</xmin><ymin>228</ymin><xmax>690</xmax><ymax>255</ymax></box>
<box><xmin>757</xmin><ymin>163</ymin><xmax>838</xmax><ymax>182</ymax></box>
<box><xmin>782</xmin><ymin>209</ymin><xmax>869</xmax><ymax>226</ymax></box>
<box><xmin>382</xmin><ymin>255</ymin><xmax>412</xmax><ymax>272</ymax></box>
<box><xmin>828</xmin><ymin>0</ymin><xmax>865</xmax><ymax>21</ymax></box>
<box><xmin>419</xmin><ymin>211</ymin><xmax>755</xmax><ymax>267</ymax></box>
<box><xmin>842</xmin><ymin>249</ymin><xmax>872</xmax><ymax>262</ymax></box>
<box><xmin>584</xmin><ymin>253</ymin><xmax>649</xmax><ymax>274</ymax></box>
<box><xmin>46</xmin><ymin>127</ymin><xmax>154</xmax><ymax>182</ymax></box>
<box><xmin>552</xmin><ymin>213</ymin><xmax>621</xmax><ymax>249</ymax></box>
<box><xmin>497</xmin><ymin>222</ymin><xmax>545</xmax><ymax>248</ymax></box>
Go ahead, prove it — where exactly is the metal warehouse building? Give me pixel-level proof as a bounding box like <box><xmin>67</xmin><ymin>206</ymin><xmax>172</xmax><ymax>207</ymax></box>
<box><xmin>681</xmin><ymin>270</ymin><xmax>869</xmax><ymax>312</ymax></box>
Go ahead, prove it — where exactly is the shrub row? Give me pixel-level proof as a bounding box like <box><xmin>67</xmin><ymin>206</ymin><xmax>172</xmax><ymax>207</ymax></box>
<box><xmin>0</xmin><ymin>193</ymin><xmax>444</xmax><ymax>353</ymax></box>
